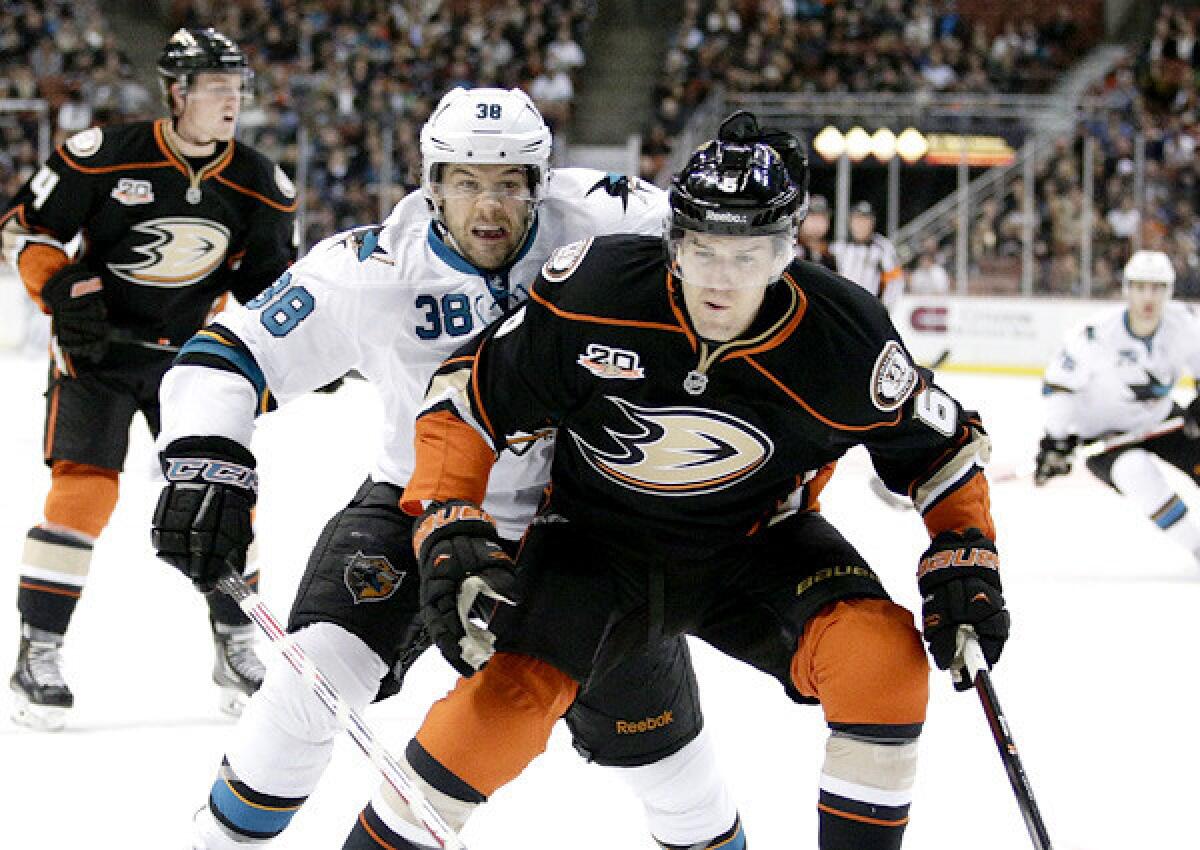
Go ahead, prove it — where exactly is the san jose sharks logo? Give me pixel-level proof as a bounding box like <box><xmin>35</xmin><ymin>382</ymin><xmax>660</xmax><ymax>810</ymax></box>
<box><xmin>570</xmin><ymin>396</ymin><xmax>773</xmax><ymax>495</ymax></box>
<box><xmin>343</xmin><ymin>551</ymin><xmax>405</xmax><ymax>604</ymax></box>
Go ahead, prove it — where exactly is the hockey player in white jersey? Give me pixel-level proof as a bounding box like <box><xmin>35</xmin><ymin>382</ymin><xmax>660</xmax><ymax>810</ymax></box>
<box><xmin>1036</xmin><ymin>249</ymin><xmax>1200</xmax><ymax>563</ymax></box>
<box><xmin>151</xmin><ymin>87</ymin><xmax>742</xmax><ymax>850</ymax></box>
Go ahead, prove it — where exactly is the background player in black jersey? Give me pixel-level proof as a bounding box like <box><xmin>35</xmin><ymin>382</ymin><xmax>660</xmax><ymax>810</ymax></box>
<box><xmin>350</xmin><ymin>112</ymin><xmax>1010</xmax><ymax>850</ymax></box>
<box><xmin>0</xmin><ymin>27</ymin><xmax>297</xmax><ymax>730</ymax></box>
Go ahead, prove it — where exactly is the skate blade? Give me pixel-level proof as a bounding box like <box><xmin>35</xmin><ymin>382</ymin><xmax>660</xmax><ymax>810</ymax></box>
<box><xmin>11</xmin><ymin>691</ymin><xmax>68</xmax><ymax>732</ymax></box>
<box><xmin>217</xmin><ymin>686</ymin><xmax>250</xmax><ymax>718</ymax></box>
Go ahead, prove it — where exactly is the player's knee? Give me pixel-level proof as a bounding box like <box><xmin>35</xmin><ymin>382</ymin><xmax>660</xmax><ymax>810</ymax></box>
<box><xmin>43</xmin><ymin>461</ymin><xmax>119</xmax><ymax>539</ymax></box>
<box><xmin>415</xmin><ymin>652</ymin><xmax>578</xmax><ymax>796</ymax></box>
<box><xmin>254</xmin><ymin>623</ymin><xmax>387</xmax><ymax>743</ymax></box>
<box><xmin>791</xmin><ymin>598</ymin><xmax>928</xmax><ymax>730</ymax></box>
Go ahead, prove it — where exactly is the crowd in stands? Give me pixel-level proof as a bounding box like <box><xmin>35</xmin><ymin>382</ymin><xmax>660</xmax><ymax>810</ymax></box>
<box><xmin>171</xmin><ymin>0</ymin><xmax>594</xmax><ymax>247</ymax></box>
<box><xmin>640</xmin><ymin>0</ymin><xmax>1089</xmax><ymax>183</ymax></box>
<box><xmin>0</xmin><ymin>1</ymin><xmax>153</xmax><ymax>208</ymax></box>
<box><xmin>969</xmin><ymin>4</ymin><xmax>1200</xmax><ymax>296</ymax></box>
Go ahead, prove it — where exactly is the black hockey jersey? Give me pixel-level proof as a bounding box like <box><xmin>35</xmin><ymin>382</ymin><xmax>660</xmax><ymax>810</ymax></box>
<box><xmin>0</xmin><ymin>119</ymin><xmax>296</xmax><ymax>352</ymax></box>
<box><xmin>405</xmin><ymin>235</ymin><xmax>994</xmax><ymax>552</ymax></box>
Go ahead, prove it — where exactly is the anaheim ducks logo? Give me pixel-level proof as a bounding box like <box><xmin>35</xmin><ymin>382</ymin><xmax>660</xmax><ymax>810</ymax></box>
<box><xmin>107</xmin><ymin>217</ymin><xmax>230</xmax><ymax>287</ymax></box>
<box><xmin>570</xmin><ymin>396</ymin><xmax>772</xmax><ymax>495</ymax></box>
<box><xmin>343</xmin><ymin>551</ymin><xmax>406</xmax><ymax>604</ymax></box>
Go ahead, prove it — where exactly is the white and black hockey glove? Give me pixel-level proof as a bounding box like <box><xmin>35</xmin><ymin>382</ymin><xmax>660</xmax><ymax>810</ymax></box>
<box><xmin>918</xmin><ymin>528</ymin><xmax>1009</xmax><ymax>691</ymax></box>
<box><xmin>1033</xmin><ymin>434</ymin><xmax>1078</xmax><ymax>485</ymax></box>
<box><xmin>152</xmin><ymin>436</ymin><xmax>257</xmax><ymax>593</ymax></box>
<box><xmin>412</xmin><ymin>500</ymin><xmax>519</xmax><ymax>678</ymax></box>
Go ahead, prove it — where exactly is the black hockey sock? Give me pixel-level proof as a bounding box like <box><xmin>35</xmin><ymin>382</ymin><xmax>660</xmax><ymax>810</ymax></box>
<box><xmin>343</xmin><ymin>802</ymin><xmax>435</xmax><ymax>850</ymax></box>
<box><xmin>17</xmin><ymin>526</ymin><xmax>91</xmax><ymax>635</ymax></box>
<box><xmin>818</xmin><ymin>790</ymin><xmax>909</xmax><ymax>850</ymax></box>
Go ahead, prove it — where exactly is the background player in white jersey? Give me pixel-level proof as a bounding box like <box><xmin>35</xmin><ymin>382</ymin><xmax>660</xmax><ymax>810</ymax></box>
<box><xmin>150</xmin><ymin>87</ymin><xmax>739</xmax><ymax>850</ymax></box>
<box><xmin>1036</xmin><ymin>250</ymin><xmax>1200</xmax><ymax>564</ymax></box>
<box><xmin>830</xmin><ymin>201</ymin><xmax>905</xmax><ymax>311</ymax></box>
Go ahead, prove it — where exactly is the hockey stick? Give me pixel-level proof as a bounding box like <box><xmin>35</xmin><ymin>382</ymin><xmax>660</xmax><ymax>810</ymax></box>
<box><xmin>960</xmin><ymin>630</ymin><xmax>1054</xmax><ymax>850</ymax></box>
<box><xmin>109</xmin><ymin>328</ymin><xmax>181</xmax><ymax>353</ymax></box>
<box><xmin>215</xmin><ymin>573</ymin><xmax>468</xmax><ymax>850</ymax></box>
<box><xmin>993</xmin><ymin>416</ymin><xmax>1187</xmax><ymax>485</ymax></box>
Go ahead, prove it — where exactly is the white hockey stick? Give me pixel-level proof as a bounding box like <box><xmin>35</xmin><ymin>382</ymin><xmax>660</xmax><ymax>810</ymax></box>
<box><xmin>216</xmin><ymin>573</ymin><xmax>468</xmax><ymax>850</ymax></box>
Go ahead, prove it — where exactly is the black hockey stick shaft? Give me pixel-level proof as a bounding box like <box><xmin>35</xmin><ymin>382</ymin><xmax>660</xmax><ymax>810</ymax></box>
<box><xmin>216</xmin><ymin>572</ymin><xmax>468</xmax><ymax>850</ymax></box>
<box><xmin>962</xmin><ymin>634</ymin><xmax>1053</xmax><ymax>850</ymax></box>
<box><xmin>109</xmin><ymin>328</ymin><xmax>181</xmax><ymax>353</ymax></box>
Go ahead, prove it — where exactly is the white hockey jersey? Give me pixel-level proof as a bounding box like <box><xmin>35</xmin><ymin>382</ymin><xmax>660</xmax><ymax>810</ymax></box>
<box><xmin>1042</xmin><ymin>302</ymin><xmax>1200</xmax><ymax>441</ymax></box>
<box><xmin>158</xmin><ymin>168</ymin><xmax>667</xmax><ymax>539</ymax></box>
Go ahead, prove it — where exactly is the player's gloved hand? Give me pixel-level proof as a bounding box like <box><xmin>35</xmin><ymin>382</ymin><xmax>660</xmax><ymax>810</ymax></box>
<box><xmin>917</xmin><ymin>528</ymin><xmax>1009</xmax><ymax>691</ymax></box>
<box><xmin>412</xmin><ymin>500</ymin><xmax>519</xmax><ymax>677</ymax></box>
<box><xmin>1184</xmin><ymin>397</ymin><xmax>1200</xmax><ymax>439</ymax></box>
<box><xmin>152</xmin><ymin>436</ymin><xmax>257</xmax><ymax>593</ymax></box>
<box><xmin>1033</xmin><ymin>434</ymin><xmax>1078</xmax><ymax>485</ymax></box>
<box><xmin>39</xmin><ymin>263</ymin><xmax>109</xmax><ymax>363</ymax></box>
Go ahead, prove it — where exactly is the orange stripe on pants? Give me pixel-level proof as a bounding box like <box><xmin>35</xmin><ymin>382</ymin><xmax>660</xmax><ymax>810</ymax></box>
<box><xmin>791</xmin><ymin>598</ymin><xmax>929</xmax><ymax>727</ymax></box>
<box><xmin>415</xmin><ymin>653</ymin><xmax>578</xmax><ymax>796</ymax></box>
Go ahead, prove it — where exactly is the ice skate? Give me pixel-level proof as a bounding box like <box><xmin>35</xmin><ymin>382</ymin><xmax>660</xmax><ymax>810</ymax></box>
<box><xmin>211</xmin><ymin>622</ymin><xmax>265</xmax><ymax>717</ymax></box>
<box><xmin>10</xmin><ymin>625</ymin><xmax>73</xmax><ymax>731</ymax></box>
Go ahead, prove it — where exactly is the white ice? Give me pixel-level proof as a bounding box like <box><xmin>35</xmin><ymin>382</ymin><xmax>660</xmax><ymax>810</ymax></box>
<box><xmin>1</xmin><ymin>348</ymin><xmax>1195</xmax><ymax>850</ymax></box>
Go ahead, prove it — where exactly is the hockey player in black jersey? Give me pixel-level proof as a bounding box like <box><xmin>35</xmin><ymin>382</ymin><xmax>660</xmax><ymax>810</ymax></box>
<box><xmin>371</xmin><ymin>113</ymin><xmax>1011</xmax><ymax>850</ymax></box>
<box><xmin>0</xmin><ymin>27</ymin><xmax>296</xmax><ymax>730</ymax></box>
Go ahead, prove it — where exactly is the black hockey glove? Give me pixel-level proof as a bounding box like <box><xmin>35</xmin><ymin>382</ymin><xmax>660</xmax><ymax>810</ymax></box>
<box><xmin>40</xmin><ymin>263</ymin><xmax>109</xmax><ymax>363</ymax></box>
<box><xmin>918</xmin><ymin>528</ymin><xmax>1009</xmax><ymax>691</ymax></box>
<box><xmin>1033</xmin><ymin>434</ymin><xmax>1079</xmax><ymax>485</ymax></box>
<box><xmin>152</xmin><ymin>437</ymin><xmax>257</xmax><ymax>593</ymax></box>
<box><xmin>412</xmin><ymin>500</ymin><xmax>519</xmax><ymax>677</ymax></box>
<box><xmin>1184</xmin><ymin>397</ymin><xmax>1200</xmax><ymax>439</ymax></box>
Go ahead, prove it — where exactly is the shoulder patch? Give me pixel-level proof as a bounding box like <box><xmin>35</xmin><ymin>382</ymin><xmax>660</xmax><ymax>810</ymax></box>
<box><xmin>870</xmin><ymin>340</ymin><xmax>918</xmax><ymax>412</ymax></box>
<box><xmin>274</xmin><ymin>164</ymin><xmax>296</xmax><ymax>200</ymax></box>
<box><xmin>65</xmin><ymin>127</ymin><xmax>103</xmax><ymax>158</ymax></box>
<box><xmin>542</xmin><ymin>237</ymin><xmax>593</xmax><ymax>283</ymax></box>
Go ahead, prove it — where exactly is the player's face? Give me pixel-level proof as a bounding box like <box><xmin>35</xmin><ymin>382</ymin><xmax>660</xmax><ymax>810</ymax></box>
<box><xmin>1126</xmin><ymin>279</ymin><xmax>1170</xmax><ymax>333</ymax></box>
<box><xmin>177</xmin><ymin>72</ymin><xmax>244</xmax><ymax>143</ymax></box>
<box><xmin>434</xmin><ymin>164</ymin><xmax>534</xmax><ymax>270</ymax></box>
<box><xmin>676</xmin><ymin>231</ymin><xmax>779</xmax><ymax>342</ymax></box>
<box><xmin>849</xmin><ymin>213</ymin><xmax>874</xmax><ymax>242</ymax></box>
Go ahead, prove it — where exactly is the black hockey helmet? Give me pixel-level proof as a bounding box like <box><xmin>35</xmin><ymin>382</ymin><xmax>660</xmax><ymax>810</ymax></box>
<box><xmin>668</xmin><ymin>110</ymin><xmax>808</xmax><ymax>238</ymax></box>
<box><xmin>157</xmin><ymin>27</ymin><xmax>252</xmax><ymax>111</ymax></box>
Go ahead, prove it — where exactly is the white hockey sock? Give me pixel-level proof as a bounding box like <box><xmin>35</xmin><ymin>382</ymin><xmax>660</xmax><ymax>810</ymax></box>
<box><xmin>209</xmin><ymin>623</ymin><xmax>387</xmax><ymax>840</ymax></box>
<box><xmin>1110</xmin><ymin>449</ymin><xmax>1200</xmax><ymax>554</ymax></box>
<box><xmin>614</xmin><ymin>728</ymin><xmax>739</xmax><ymax>847</ymax></box>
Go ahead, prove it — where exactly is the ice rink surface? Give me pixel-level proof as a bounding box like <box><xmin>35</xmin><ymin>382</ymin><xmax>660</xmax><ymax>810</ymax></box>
<box><xmin>1</xmin><ymin>347</ymin><xmax>1196</xmax><ymax>849</ymax></box>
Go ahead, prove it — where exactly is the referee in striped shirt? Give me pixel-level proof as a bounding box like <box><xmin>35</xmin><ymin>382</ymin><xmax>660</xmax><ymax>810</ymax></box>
<box><xmin>830</xmin><ymin>201</ymin><xmax>906</xmax><ymax>311</ymax></box>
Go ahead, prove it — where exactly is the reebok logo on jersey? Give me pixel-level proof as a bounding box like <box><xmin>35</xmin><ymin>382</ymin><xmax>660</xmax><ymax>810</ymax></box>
<box><xmin>615</xmin><ymin>710</ymin><xmax>673</xmax><ymax>734</ymax></box>
<box><xmin>111</xmin><ymin>178</ymin><xmax>155</xmax><ymax>206</ymax></box>
<box><xmin>570</xmin><ymin>396</ymin><xmax>772</xmax><ymax>495</ymax></box>
<box><xmin>577</xmin><ymin>343</ymin><xmax>644</xmax><ymax>380</ymax></box>
<box><xmin>344</xmin><ymin>551</ymin><xmax>405</xmax><ymax>604</ymax></box>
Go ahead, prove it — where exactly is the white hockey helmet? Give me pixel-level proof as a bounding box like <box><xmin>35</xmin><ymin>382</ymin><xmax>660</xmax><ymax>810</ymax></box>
<box><xmin>420</xmin><ymin>87</ymin><xmax>553</xmax><ymax>202</ymax></box>
<box><xmin>1122</xmin><ymin>249</ymin><xmax>1175</xmax><ymax>294</ymax></box>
